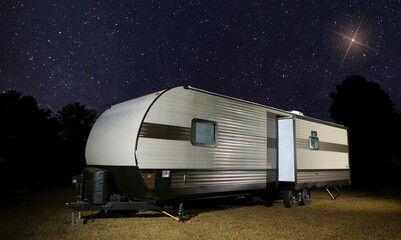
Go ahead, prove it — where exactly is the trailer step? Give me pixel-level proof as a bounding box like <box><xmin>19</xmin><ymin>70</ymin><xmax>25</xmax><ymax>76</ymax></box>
<box><xmin>325</xmin><ymin>186</ymin><xmax>342</xmax><ymax>200</ymax></box>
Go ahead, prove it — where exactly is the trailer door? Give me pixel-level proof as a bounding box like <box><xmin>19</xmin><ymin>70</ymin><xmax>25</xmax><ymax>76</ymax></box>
<box><xmin>278</xmin><ymin>118</ymin><xmax>295</xmax><ymax>182</ymax></box>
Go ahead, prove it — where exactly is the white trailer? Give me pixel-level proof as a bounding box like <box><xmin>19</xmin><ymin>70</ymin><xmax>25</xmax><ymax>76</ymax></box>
<box><xmin>69</xmin><ymin>86</ymin><xmax>350</xmax><ymax>221</ymax></box>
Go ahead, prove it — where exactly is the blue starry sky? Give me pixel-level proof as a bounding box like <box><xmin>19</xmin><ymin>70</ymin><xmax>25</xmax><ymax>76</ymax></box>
<box><xmin>1</xmin><ymin>1</ymin><xmax>400</xmax><ymax>120</ymax></box>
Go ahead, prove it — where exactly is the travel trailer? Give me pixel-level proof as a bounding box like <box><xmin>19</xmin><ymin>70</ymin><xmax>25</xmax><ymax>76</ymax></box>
<box><xmin>68</xmin><ymin>86</ymin><xmax>350</xmax><ymax>223</ymax></box>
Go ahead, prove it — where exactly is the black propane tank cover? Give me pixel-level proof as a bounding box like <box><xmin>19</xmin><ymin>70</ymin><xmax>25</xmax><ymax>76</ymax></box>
<box><xmin>83</xmin><ymin>167</ymin><xmax>108</xmax><ymax>205</ymax></box>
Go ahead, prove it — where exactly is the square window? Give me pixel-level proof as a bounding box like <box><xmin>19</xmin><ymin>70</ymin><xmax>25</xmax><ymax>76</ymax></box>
<box><xmin>191</xmin><ymin>119</ymin><xmax>217</xmax><ymax>146</ymax></box>
<box><xmin>309</xmin><ymin>136</ymin><xmax>319</xmax><ymax>150</ymax></box>
<box><xmin>309</xmin><ymin>131</ymin><xmax>319</xmax><ymax>150</ymax></box>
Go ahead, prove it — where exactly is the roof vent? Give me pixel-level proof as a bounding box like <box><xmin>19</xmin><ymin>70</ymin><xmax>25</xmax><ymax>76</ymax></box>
<box><xmin>291</xmin><ymin>110</ymin><xmax>304</xmax><ymax>116</ymax></box>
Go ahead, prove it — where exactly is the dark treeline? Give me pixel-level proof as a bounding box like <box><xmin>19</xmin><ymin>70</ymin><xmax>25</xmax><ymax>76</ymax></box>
<box><xmin>0</xmin><ymin>90</ymin><xmax>97</xmax><ymax>188</ymax></box>
<box><xmin>330</xmin><ymin>75</ymin><xmax>401</xmax><ymax>187</ymax></box>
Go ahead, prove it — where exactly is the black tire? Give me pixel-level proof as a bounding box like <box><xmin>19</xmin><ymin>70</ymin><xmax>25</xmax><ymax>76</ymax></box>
<box><xmin>300</xmin><ymin>189</ymin><xmax>313</xmax><ymax>206</ymax></box>
<box><xmin>283</xmin><ymin>190</ymin><xmax>301</xmax><ymax>208</ymax></box>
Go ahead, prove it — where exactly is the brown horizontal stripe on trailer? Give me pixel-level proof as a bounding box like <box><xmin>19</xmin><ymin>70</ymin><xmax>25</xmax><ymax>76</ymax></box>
<box><xmin>319</xmin><ymin>142</ymin><xmax>349</xmax><ymax>153</ymax></box>
<box><xmin>139</xmin><ymin>122</ymin><xmax>191</xmax><ymax>141</ymax></box>
<box><xmin>296</xmin><ymin>138</ymin><xmax>349</xmax><ymax>153</ymax></box>
<box><xmin>140</xmin><ymin>122</ymin><xmax>276</xmax><ymax>147</ymax></box>
<box><xmin>296</xmin><ymin>139</ymin><xmax>309</xmax><ymax>149</ymax></box>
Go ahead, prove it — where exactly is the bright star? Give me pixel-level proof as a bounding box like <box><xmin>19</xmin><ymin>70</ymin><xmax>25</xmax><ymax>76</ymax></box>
<box><xmin>329</xmin><ymin>15</ymin><xmax>376</xmax><ymax>81</ymax></box>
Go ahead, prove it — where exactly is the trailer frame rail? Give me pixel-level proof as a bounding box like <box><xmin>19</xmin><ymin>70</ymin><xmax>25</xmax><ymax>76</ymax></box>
<box><xmin>66</xmin><ymin>201</ymin><xmax>177</xmax><ymax>226</ymax></box>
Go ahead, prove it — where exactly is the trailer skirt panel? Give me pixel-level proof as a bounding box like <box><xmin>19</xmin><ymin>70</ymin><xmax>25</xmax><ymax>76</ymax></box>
<box><xmin>297</xmin><ymin>169</ymin><xmax>350</xmax><ymax>183</ymax></box>
<box><xmin>170</xmin><ymin>170</ymin><xmax>267</xmax><ymax>188</ymax></box>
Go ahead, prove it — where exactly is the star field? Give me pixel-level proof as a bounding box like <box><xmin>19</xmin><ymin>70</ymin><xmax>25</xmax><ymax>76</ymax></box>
<box><xmin>1</xmin><ymin>1</ymin><xmax>400</xmax><ymax>120</ymax></box>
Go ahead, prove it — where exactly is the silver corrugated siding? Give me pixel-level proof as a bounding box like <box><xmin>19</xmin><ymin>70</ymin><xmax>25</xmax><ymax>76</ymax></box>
<box><xmin>136</xmin><ymin>87</ymin><xmax>286</xmax><ymax>187</ymax></box>
<box><xmin>137</xmin><ymin>87</ymin><xmax>276</xmax><ymax>169</ymax></box>
<box><xmin>295</xmin><ymin>118</ymin><xmax>349</xmax><ymax>170</ymax></box>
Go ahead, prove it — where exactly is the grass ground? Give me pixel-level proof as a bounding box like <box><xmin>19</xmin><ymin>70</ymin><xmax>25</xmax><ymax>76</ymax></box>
<box><xmin>0</xmin><ymin>186</ymin><xmax>400</xmax><ymax>240</ymax></box>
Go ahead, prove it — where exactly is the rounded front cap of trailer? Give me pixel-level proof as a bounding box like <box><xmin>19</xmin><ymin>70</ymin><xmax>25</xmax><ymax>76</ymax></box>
<box><xmin>85</xmin><ymin>90</ymin><xmax>165</xmax><ymax>166</ymax></box>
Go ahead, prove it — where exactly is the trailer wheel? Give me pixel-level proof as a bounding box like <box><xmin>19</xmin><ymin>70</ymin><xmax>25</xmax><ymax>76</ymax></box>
<box><xmin>283</xmin><ymin>190</ymin><xmax>301</xmax><ymax>208</ymax></box>
<box><xmin>300</xmin><ymin>189</ymin><xmax>313</xmax><ymax>206</ymax></box>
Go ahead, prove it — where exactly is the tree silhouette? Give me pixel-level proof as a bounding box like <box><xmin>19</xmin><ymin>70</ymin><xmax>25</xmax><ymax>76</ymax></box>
<box><xmin>0</xmin><ymin>90</ymin><xmax>60</xmax><ymax>187</ymax></box>
<box><xmin>329</xmin><ymin>75</ymin><xmax>400</xmax><ymax>186</ymax></box>
<box><xmin>57</xmin><ymin>102</ymin><xmax>97</xmax><ymax>175</ymax></box>
<box><xmin>0</xmin><ymin>91</ymin><xmax>98</xmax><ymax>188</ymax></box>
<box><xmin>57</xmin><ymin>102</ymin><xmax>97</xmax><ymax>143</ymax></box>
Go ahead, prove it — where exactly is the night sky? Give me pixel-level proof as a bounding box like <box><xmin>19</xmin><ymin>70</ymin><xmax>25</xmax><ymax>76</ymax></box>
<box><xmin>1</xmin><ymin>1</ymin><xmax>400</xmax><ymax>121</ymax></box>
